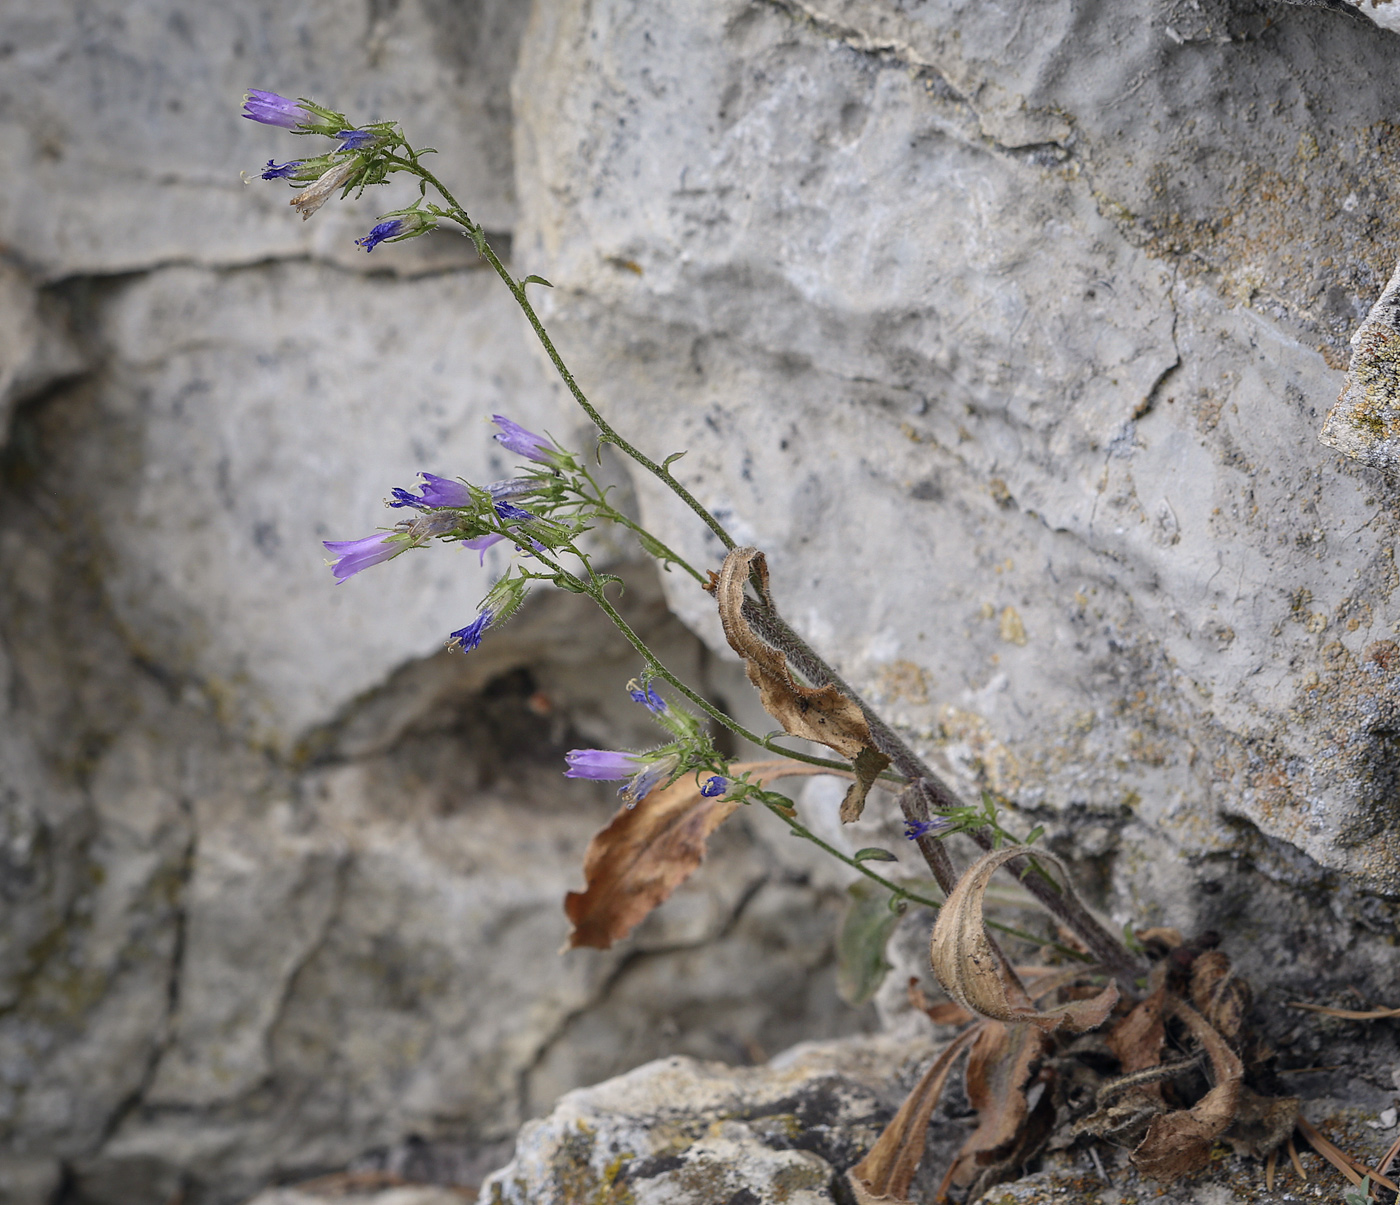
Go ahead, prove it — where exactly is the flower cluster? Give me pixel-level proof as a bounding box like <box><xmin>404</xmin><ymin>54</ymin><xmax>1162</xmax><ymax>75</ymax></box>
<box><xmin>564</xmin><ymin>682</ymin><xmax>727</xmax><ymax>807</ymax></box>
<box><xmin>322</xmin><ymin>415</ymin><xmax>587</xmax><ymax>659</ymax></box>
<box><xmin>242</xmin><ymin>89</ymin><xmax>434</xmax><ymax>241</ymax></box>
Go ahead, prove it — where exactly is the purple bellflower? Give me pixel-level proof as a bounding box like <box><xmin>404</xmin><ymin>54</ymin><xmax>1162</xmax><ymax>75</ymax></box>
<box><xmin>261</xmin><ymin>159</ymin><xmax>308</xmax><ymax>180</ymax></box>
<box><xmin>389</xmin><ymin>473</ymin><xmax>473</xmax><ymax>510</ymax></box>
<box><xmin>242</xmin><ymin>90</ymin><xmax>314</xmax><ymax>129</ymax></box>
<box><xmin>447</xmin><ymin>609</ymin><xmax>494</xmax><ymax>653</ymax></box>
<box><xmin>461</xmin><ymin>534</ymin><xmax>505</xmax><ymax>566</ymax></box>
<box><xmin>565</xmin><ymin>749</ymin><xmax>680</xmax><ymax>807</ymax></box>
<box><xmin>700</xmin><ymin>775</ymin><xmax>729</xmax><ymax>798</ymax></box>
<box><xmin>492</xmin><ymin>415</ymin><xmax>556</xmax><ymax>463</ymax></box>
<box><xmin>355</xmin><ymin>212</ymin><xmax>430</xmax><ymax>252</ymax></box>
<box><xmin>628</xmin><ymin>683</ymin><xmax>668</xmax><ymax>714</ymax></box>
<box><xmin>493</xmin><ymin>500</ymin><xmax>538</xmax><ymax>522</ymax></box>
<box><xmin>565</xmin><ymin>749</ymin><xmax>643</xmax><ymax>780</ymax></box>
<box><xmin>323</xmin><ymin>532</ymin><xmax>405</xmax><ymax>583</ymax></box>
<box><xmin>904</xmin><ymin>817</ymin><xmax>952</xmax><ymax>841</ymax></box>
<box><xmin>335</xmin><ymin>129</ymin><xmax>377</xmax><ymax>151</ymax></box>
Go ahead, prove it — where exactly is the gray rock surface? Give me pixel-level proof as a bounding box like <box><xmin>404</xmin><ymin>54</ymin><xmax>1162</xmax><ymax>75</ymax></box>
<box><xmin>1</xmin><ymin>0</ymin><xmax>1399</xmax><ymax>1203</ymax></box>
<box><xmin>511</xmin><ymin>0</ymin><xmax>1400</xmax><ymax>893</ymax></box>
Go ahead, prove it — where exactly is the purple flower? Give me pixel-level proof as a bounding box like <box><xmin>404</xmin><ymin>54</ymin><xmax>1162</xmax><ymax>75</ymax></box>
<box><xmin>620</xmin><ymin>754</ymin><xmax>680</xmax><ymax>806</ymax></box>
<box><xmin>335</xmin><ymin>129</ymin><xmax>376</xmax><ymax>151</ymax></box>
<box><xmin>565</xmin><ymin>749</ymin><xmax>643</xmax><ymax>780</ymax></box>
<box><xmin>700</xmin><ymin>775</ymin><xmax>729</xmax><ymax>798</ymax></box>
<box><xmin>493</xmin><ymin>500</ymin><xmax>537</xmax><ymax>522</ymax></box>
<box><xmin>323</xmin><ymin>532</ymin><xmax>404</xmax><ymax>583</ymax></box>
<box><xmin>628</xmin><ymin>683</ymin><xmax>668</xmax><ymax>714</ymax></box>
<box><xmin>904</xmin><ymin>817</ymin><xmax>952</xmax><ymax>841</ymax></box>
<box><xmin>492</xmin><ymin>415</ymin><xmax>555</xmax><ymax>463</ymax></box>
<box><xmin>261</xmin><ymin>159</ymin><xmax>307</xmax><ymax>180</ymax></box>
<box><xmin>448</xmin><ymin>608</ymin><xmax>494</xmax><ymax>653</ymax></box>
<box><xmin>462</xmin><ymin>533</ymin><xmax>505</xmax><ymax>566</ymax></box>
<box><xmin>242</xmin><ymin>90</ymin><xmax>313</xmax><ymax>129</ymax></box>
<box><xmin>389</xmin><ymin>473</ymin><xmax>473</xmax><ymax>510</ymax></box>
<box><xmin>356</xmin><ymin>217</ymin><xmax>409</xmax><ymax>253</ymax></box>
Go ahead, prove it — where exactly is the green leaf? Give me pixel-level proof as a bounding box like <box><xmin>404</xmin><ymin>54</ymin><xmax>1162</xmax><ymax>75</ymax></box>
<box><xmin>836</xmin><ymin>881</ymin><xmax>902</xmax><ymax>1006</ymax></box>
<box><xmin>853</xmin><ymin>847</ymin><xmax>898</xmax><ymax>863</ymax></box>
<box><xmin>661</xmin><ymin>450</ymin><xmax>688</xmax><ymax>470</ymax></box>
<box><xmin>1024</xmin><ymin>825</ymin><xmax>1044</xmax><ymax>845</ymax></box>
<box><xmin>522</xmin><ymin>274</ymin><xmax>554</xmax><ymax>288</ymax></box>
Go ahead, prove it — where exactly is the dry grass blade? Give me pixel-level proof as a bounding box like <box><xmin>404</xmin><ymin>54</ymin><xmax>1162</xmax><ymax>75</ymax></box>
<box><xmin>929</xmin><ymin>846</ymin><xmax>1117</xmax><ymax>1033</ymax></box>
<box><xmin>1380</xmin><ymin>1129</ymin><xmax>1400</xmax><ymax>1179</ymax></box>
<box><xmin>848</xmin><ymin>1024</ymin><xmax>985</xmax><ymax>1203</ymax></box>
<box><xmin>1267</xmin><ymin>1147</ymin><xmax>1278</xmax><ymax>1192</ymax></box>
<box><xmin>1288</xmin><ymin>1002</ymin><xmax>1400</xmax><ymax>1021</ymax></box>
<box><xmin>1289</xmin><ymin>1134</ymin><xmax>1308</xmax><ymax>1182</ymax></box>
<box><xmin>564</xmin><ymin>759</ymin><xmax>831</xmax><ymax>948</ymax></box>
<box><xmin>1296</xmin><ymin>1116</ymin><xmax>1400</xmax><ymax>1192</ymax></box>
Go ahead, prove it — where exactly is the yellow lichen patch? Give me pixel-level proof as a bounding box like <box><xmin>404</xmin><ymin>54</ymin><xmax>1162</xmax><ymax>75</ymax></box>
<box><xmin>877</xmin><ymin>659</ymin><xmax>930</xmax><ymax>704</ymax></box>
<box><xmin>937</xmin><ymin>705</ymin><xmax>1023</xmax><ymax>796</ymax></box>
<box><xmin>999</xmin><ymin>605</ymin><xmax>1028</xmax><ymax>646</ymax></box>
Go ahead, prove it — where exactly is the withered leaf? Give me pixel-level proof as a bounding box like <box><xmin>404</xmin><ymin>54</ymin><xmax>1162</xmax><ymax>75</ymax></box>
<box><xmin>1224</xmin><ymin>1086</ymin><xmax>1300</xmax><ymax>1158</ymax></box>
<box><xmin>716</xmin><ymin>547</ymin><xmax>875</xmax><ymax>759</ymax></box>
<box><xmin>929</xmin><ymin>847</ymin><xmax>1118</xmax><ymax>1033</ymax></box>
<box><xmin>1107</xmin><ymin>985</ymin><xmax>1167</xmax><ymax>1074</ymax></box>
<box><xmin>1190</xmin><ymin>949</ymin><xmax>1251</xmax><ymax>1041</ymax></box>
<box><xmin>1130</xmin><ymin>996</ymin><xmax>1243</xmax><ymax>1181</ymax></box>
<box><xmin>841</xmin><ymin>746</ymin><xmax>893</xmax><ymax>823</ymax></box>
<box><xmin>564</xmin><ymin>759</ymin><xmax>830</xmax><ymax>949</ymax></box>
<box><xmin>947</xmin><ymin>1021</ymin><xmax>1053</xmax><ymax>1189</ymax></box>
<box><xmin>848</xmin><ymin>1023</ymin><xmax>984</xmax><ymax>1204</ymax></box>
<box><xmin>908</xmin><ymin>977</ymin><xmax>975</xmax><ymax>1027</ymax></box>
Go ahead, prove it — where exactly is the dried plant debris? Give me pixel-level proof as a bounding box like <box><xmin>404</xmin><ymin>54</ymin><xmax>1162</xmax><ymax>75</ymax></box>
<box><xmin>848</xmin><ymin>919</ymin><xmax>1338</xmax><ymax>1203</ymax></box>
<box><xmin>715</xmin><ymin>545</ymin><xmax>890</xmax><ymax>817</ymax></box>
<box><xmin>1322</xmin><ymin>254</ymin><xmax>1400</xmax><ymax>471</ymax></box>
<box><xmin>564</xmin><ymin>759</ymin><xmax>830</xmax><ymax>949</ymax></box>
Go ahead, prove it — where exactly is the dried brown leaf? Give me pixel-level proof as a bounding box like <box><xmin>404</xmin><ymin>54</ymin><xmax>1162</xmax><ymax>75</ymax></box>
<box><xmin>947</xmin><ymin>1021</ymin><xmax>1053</xmax><ymax>1189</ymax></box>
<box><xmin>1130</xmin><ymin>997</ymin><xmax>1243</xmax><ymax>1181</ymax></box>
<box><xmin>848</xmin><ymin>1024</ymin><xmax>984</xmax><ymax>1203</ymax></box>
<box><xmin>907</xmin><ymin>978</ymin><xmax>975</xmax><ymax>1027</ymax></box>
<box><xmin>1108</xmin><ymin>985</ymin><xmax>1168</xmax><ymax>1074</ymax></box>
<box><xmin>716</xmin><ymin>547</ymin><xmax>874</xmax><ymax>759</ymax></box>
<box><xmin>929</xmin><ymin>846</ymin><xmax>1118</xmax><ymax>1033</ymax></box>
<box><xmin>841</xmin><ymin>746</ymin><xmax>892</xmax><ymax>823</ymax></box>
<box><xmin>564</xmin><ymin>759</ymin><xmax>829</xmax><ymax>949</ymax></box>
<box><xmin>1224</xmin><ymin>1086</ymin><xmax>1300</xmax><ymax>1158</ymax></box>
<box><xmin>1190</xmin><ymin>949</ymin><xmax>1251</xmax><ymax>1041</ymax></box>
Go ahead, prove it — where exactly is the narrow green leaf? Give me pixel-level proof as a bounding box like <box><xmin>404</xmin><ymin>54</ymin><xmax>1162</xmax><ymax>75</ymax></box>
<box><xmin>522</xmin><ymin>274</ymin><xmax>554</xmax><ymax>288</ymax></box>
<box><xmin>661</xmin><ymin>450</ymin><xmax>688</xmax><ymax>469</ymax></box>
<box><xmin>836</xmin><ymin>881</ymin><xmax>902</xmax><ymax>1006</ymax></box>
<box><xmin>853</xmin><ymin>847</ymin><xmax>898</xmax><ymax>863</ymax></box>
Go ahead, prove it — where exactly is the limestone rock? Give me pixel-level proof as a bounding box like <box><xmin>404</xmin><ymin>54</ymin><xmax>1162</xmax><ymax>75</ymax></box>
<box><xmin>511</xmin><ymin>0</ymin><xmax>1400</xmax><ymax>893</ymax></box>
<box><xmin>480</xmin><ymin>1036</ymin><xmax>952</xmax><ymax>1205</ymax></box>
<box><xmin>1323</xmin><ymin>255</ymin><xmax>1400</xmax><ymax>471</ymax></box>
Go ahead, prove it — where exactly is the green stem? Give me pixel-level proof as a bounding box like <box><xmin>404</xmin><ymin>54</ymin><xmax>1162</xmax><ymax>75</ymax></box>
<box><xmin>574</xmin><ymin>467</ymin><xmax>708</xmax><ymax>585</ymax></box>
<box><xmin>763</xmin><ymin>801</ymin><xmax>1091</xmax><ymax>961</ymax></box>
<box><xmin>585</xmin><ymin>580</ymin><xmax>858</xmax><ymax>774</ymax></box>
<box><xmin>391</xmin><ymin>154</ymin><xmax>737</xmax><ymax>554</ymax></box>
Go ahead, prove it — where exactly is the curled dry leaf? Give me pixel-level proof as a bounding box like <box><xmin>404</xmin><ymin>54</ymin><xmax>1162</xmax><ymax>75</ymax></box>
<box><xmin>1130</xmin><ymin>997</ymin><xmax>1243</xmax><ymax>1180</ymax></box>
<box><xmin>848</xmin><ymin>1023</ymin><xmax>985</xmax><ymax>1204</ymax></box>
<box><xmin>716</xmin><ymin>548</ymin><xmax>889</xmax><ymax>818</ymax></box>
<box><xmin>564</xmin><ymin>759</ymin><xmax>831</xmax><ymax>949</ymax></box>
<box><xmin>929</xmin><ymin>846</ymin><xmax>1118</xmax><ymax>1033</ymax></box>
<box><xmin>945</xmin><ymin>1021</ymin><xmax>1053</xmax><ymax>1192</ymax></box>
<box><xmin>1190</xmin><ymin>949</ymin><xmax>1251</xmax><ymax>1041</ymax></box>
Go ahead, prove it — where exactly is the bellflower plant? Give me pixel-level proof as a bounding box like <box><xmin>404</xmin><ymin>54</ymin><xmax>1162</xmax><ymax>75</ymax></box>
<box><xmin>244</xmin><ymin>86</ymin><xmax>1141</xmax><ymax>1030</ymax></box>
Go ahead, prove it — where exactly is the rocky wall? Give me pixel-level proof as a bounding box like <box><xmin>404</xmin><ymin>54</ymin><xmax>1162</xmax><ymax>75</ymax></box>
<box><xmin>2</xmin><ymin>1</ymin><xmax>1400</xmax><ymax>1203</ymax></box>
